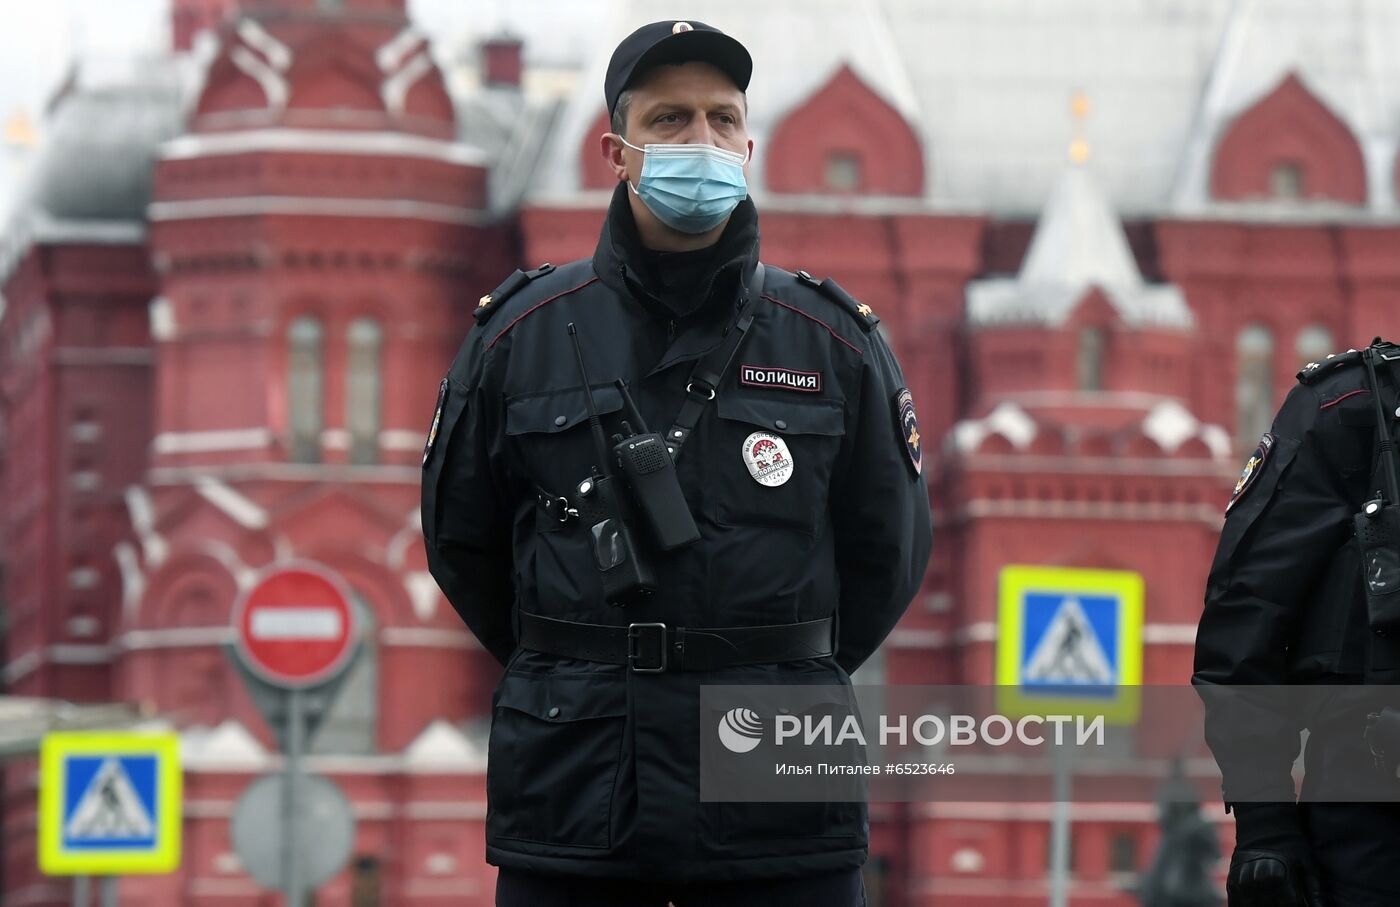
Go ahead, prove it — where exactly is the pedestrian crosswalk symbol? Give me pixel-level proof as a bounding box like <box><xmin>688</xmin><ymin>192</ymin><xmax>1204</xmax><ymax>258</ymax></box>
<box><xmin>1024</xmin><ymin>595</ymin><xmax>1117</xmax><ymax>688</ymax></box>
<box><xmin>39</xmin><ymin>732</ymin><xmax>182</xmax><ymax>875</ymax></box>
<box><xmin>65</xmin><ymin>758</ymin><xmax>156</xmax><ymax>844</ymax></box>
<box><xmin>996</xmin><ymin>566</ymin><xmax>1143</xmax><ymax>724</ymax></box>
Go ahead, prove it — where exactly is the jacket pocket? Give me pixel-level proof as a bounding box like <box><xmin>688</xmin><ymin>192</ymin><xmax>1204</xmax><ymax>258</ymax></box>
<box><xmin>486</xmin><ymin>670</ymin><xmax>627</xmax><ymax>849</ymax></box>
<box><xmin>420</xmin><ymin>376</ymin><xmax>468</xmax><ymax>549</ymax></box>
<box><xmin>505</xmin><ymin>383</ymin><xmax>624</xmax><ymax>497</ymax></box>
<box><xmin>712</xmin><ymin>394</ymin><xmax>846</xmax><ymax>535</ymax></box>
<box><xmin>711</xmin><ymin>663</ymin><xmax>866</xmax><ymax>850</ymax></box>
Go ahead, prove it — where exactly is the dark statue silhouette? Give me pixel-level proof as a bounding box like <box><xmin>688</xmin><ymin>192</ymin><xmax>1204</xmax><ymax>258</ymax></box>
<box><xmin>1136</xmin><ymin>761</ymin><xmax>1222</xmax><ymax>907</ymax></box>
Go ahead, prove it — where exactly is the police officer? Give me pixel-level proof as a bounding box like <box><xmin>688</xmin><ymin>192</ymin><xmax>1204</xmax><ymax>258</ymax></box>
<box><xmin>421</xmin><ymin>20</ymin><xmax>932</xmax><ymax>907</ymax></box>
<box><xmin>1194</xmin><ymin>338</ymin><xmax>1400</xmax><ymax>906</ymax></box>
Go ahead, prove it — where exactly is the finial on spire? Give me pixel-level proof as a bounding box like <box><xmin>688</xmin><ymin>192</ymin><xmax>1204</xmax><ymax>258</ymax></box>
<box><xmin>3</xmin><ymin>107</ymin><xmax>36</xmax><ymax>149</ymax></box>
<box><xmin>1069</xmin><ymin>91</ymin><xmax>1091</xmax><ymax>164</ymax></box>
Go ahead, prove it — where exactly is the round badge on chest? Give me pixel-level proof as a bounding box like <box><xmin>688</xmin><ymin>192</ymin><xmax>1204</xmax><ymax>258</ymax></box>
<box><xmin>742</xmin><ymin>431</ymin><xmax>794</xmax><ymax>487</ymax></box>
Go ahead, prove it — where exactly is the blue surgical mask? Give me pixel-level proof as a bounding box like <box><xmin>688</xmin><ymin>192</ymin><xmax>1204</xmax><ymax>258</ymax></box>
<box><xmin>619</xmin><ymin>137</ymin><xmax>749</xmax><ymax>234</ymax></box>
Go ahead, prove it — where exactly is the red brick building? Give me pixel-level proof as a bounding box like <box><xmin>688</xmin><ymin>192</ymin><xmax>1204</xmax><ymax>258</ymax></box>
<box><xmin>3</xmin><ymin>0</ymin><xmax>1400</xmax><ymax>904</ymax></box>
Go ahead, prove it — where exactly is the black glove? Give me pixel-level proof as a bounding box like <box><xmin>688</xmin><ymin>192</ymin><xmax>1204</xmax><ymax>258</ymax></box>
<box><xmin>1227</xmin><ymin>802</ymin><xmax>1327</xmax><ymax>907</ymax></box>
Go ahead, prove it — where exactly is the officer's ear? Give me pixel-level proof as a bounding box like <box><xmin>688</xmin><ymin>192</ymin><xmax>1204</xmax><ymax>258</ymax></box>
<box><xmin>601</xmin><ymin>133</ymin><xmax>631</xmax><ymax>183</ymax></box>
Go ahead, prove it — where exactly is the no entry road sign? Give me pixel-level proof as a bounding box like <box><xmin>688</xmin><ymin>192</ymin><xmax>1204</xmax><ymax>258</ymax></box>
<box><xmin>232</xmin><ymin>563</ymin><xmax>358</xmax><ymax>689</ymax></box>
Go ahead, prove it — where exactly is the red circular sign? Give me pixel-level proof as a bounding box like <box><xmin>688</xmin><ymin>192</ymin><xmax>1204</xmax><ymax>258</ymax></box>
<box><xmin>232</xmin><ymin>564</ymin><xmax>357</xmax><ymax>688</ymax></box>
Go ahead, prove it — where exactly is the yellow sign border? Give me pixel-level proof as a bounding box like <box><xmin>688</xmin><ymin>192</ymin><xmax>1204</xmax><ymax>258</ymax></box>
<box><xmin>995</xmin><ymin>565</ymin><xmax>1144</xmax><ymax>724</ymax></box>
<box><xmin>39</xmin><ymin>731</ymin><xmax>182</xmax><ymax>875</ymax></box>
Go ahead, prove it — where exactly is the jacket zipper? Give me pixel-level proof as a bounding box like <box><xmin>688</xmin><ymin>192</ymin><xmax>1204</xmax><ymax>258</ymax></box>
<box><xmin>622</xmin><ymin>262</ymin><xmax>679</xmax><ymax>345</ymax></box>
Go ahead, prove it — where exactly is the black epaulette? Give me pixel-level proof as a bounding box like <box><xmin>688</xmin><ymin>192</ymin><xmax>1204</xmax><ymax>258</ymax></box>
<box><xmin>473</xmin><ymin>262</ymin><xmax>556</xmax><ymax>324</ymax></box>
<box><xmin>1298</xmin><ymin>348</ymin><xmax>1362</xmax><ymax>384</ymax></box>
<box><xmin>796</xmin><ymin>270</ymin><xmax>880</xmax><ymax>333</ymax></box>
<box><xmin>1294</xmin><ymin>339</ymin><xmax>1400</xmax><ymax>384</ymax></box>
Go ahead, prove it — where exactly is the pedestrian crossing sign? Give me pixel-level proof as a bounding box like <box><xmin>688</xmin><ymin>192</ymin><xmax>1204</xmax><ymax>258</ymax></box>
<box><xmin>995</xmin><ymin>565</ymin><xmax>1143</xmax><ymax>724</ymax></box>
<box><xmin>38</xmin><ymin>732</ymin><xmax>182</xmax><ymax>875</ymax></box>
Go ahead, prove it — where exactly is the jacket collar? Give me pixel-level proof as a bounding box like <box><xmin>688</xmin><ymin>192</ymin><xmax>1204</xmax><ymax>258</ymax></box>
<box><xmin>592</xmin><ymin>181</ymin><xmax>761</xmax><ymax>325</ymax></box>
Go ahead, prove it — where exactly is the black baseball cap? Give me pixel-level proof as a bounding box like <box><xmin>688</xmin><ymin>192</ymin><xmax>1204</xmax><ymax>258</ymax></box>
<box><xmin>604</xmin><ymin>20</ymin><xmax>753</xmax><ymax>118</ymax></box>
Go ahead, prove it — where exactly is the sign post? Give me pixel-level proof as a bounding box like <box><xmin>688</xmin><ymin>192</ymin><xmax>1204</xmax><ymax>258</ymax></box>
<box><xmin>230</xmin><ymin>562</ymin><xmax>359</xmax><ymax>907</ymax></box>
<box><xmin>284</xmin><ymin>689</ymin><xmax>304</xmax><ymax>907</ymax></box>
<box><xmin>995</xmin><ymin>565</ymin><xmax>1144</xmax><ymax>907</ymax></box>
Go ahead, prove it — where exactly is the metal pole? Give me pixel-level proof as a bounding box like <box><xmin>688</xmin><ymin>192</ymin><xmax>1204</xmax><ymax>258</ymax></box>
<box><xmin>72</xmin><ymin>876</ymin><xmax>90</xmax><ymax>907</ymax></box>
<box><xmin>283</xmin><ymin>689</ymin><xmax>304</xmax><ymax>907</ymax></box>
<box><xmin>99</xmin><ymin>876</ymin><xmax>118</xmax><ymax>907</ymax></box>
<box><xmin>1049</xmin><ymin>740</ymin><xmax>1072</xmax><ymax>907</ymax></box>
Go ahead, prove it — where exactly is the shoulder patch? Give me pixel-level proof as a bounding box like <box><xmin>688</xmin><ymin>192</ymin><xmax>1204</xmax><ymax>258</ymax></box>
<box><xmin>895</xmin><ymin>387</ymin><xmax>923</xmax><ymax>478</ymax></box>
<box><xmin>423</xmin><ymin>376</ymin><xmax>449</xmax><ymax>466</ymax></box>
<box><xmin>473</xmin><ymin>262</ymin><xmax>556</xmax><ymax>324</ymax></box>
<box><xmin>1226</xmin><ymin>432</ymin><xmax>1274</xmax><ymax>513</ymax></box>
<box><xmin>1297</xmin><ymin>348</ymin><xmax>1362</xmax><ymax>384</ymax></box>
<box><xmin>796</xmin><ymin>271</ymin><xmax>880</xmax><ymax>333</ymax></box>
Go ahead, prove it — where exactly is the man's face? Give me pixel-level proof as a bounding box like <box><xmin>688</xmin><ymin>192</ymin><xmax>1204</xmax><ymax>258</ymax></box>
<box><xmin>605</xmin><ymin>60</ymin><xmax>752</xmax><ymax>188</ymax></box>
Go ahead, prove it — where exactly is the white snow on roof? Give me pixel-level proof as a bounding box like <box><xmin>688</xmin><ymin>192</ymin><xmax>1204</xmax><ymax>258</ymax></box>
<box><xmin>951</xmin><ymin>401</ymin><xmax>1039</xmax><ymax>454</ymax></box>
<box><xmin>13</xmin><ymin>0</ymin><xmax>1400</xmax><ymax>254</ymax></box>
<box><xmin>181</xmin><ymin>720</ymin><xmax>271</xmax><ymax>771</ymax></box>
<box><xmin>514</xmin><ymin>0</ymin><xmax>1400</xmax><ymax>218</ymax></box>
<box><xmin>1172</xmin><ymin>0</ymin><xmax>1400</xmax><ymax>214</ymax></box>
<box><xmin>526</xmin><ymin>0</ymin><xmax>922</xmax><ymax>203</ymax></box>
<box><xmin>967</xmin><ymin>160</ymin><xmax>1194</xmax><ymax>329</ymax></box>
<box><xmin>403</xmin><ymin>719</ymin><xmax>487</xmax><ymax>772</ymax></box>
<box><xmin>1142</xmin><ymin>399</ymin><xmax>1232</xmax><ymax>458</ymax></box>
<box><xmin>884</xmin><ymin>0</ymin><xmax>1227</xmax><ymax>216</ymax></box>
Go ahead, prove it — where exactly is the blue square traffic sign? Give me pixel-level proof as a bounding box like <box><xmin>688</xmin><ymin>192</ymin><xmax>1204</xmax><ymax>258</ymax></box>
<box><xmin>59</xmin><ymin>755</ymin><xmax>159</xmax><ymax>851</ymax></box>
<box><xmin>1020</xmin><ymin>591</ymin><xmax>1120</xmax><ymax>696</ymax></box>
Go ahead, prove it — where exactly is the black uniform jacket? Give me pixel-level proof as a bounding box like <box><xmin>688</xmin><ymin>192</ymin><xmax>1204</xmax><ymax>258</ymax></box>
<box><xmin>1193</xmin><ymin>346</ymin><xmax>1400</xmax><ymax>808</ymax></box>
<box><xmin>422</xmin><ymin>186</ymin><xmax>933</xmax><ymax>880</ymax></box>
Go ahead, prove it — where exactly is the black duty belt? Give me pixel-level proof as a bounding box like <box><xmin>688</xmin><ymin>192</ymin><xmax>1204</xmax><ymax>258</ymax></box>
<box><xmin>518</xmin><ymin>609</ymin><xmax>833</xmax><ymax>673</ymax></box>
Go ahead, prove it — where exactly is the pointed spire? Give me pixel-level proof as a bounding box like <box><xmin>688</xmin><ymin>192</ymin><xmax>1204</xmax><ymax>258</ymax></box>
<box><xmin>4</xmin><ymin>107</ymin><xmax>36</xmax><ymax>149</ymax></box>
<box><xmin>1017</xmin><ymin>165</ymin><xmax>1144</xmax><ymax>292</ymax></box>
<box><xmin>1068</xmin><ymin>91</ymin><xmax>1091</xmax><ymax>165</ymax></box>
<box><xmin>1019</xmin><ymin>93</ymin><xmax>1143</xmax><ymax>292</ymax></box>
<box><xmin>966</xmin><ymin>91</ymin><xmax>1192</xmax><ymax>330</ymax></box>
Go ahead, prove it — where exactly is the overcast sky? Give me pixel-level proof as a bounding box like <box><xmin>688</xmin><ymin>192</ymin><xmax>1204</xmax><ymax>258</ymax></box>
<box><xmin>0</xmin><ymin>0</ymin><xmax>607</xmax><ymax>126</ymax></box>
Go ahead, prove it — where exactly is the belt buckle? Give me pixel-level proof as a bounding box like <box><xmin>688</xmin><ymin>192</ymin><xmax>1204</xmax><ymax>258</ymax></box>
<box><xmin>627</xmin><ymin>622</ymin><xmax>668</xmax><ymax>673</ymax></box>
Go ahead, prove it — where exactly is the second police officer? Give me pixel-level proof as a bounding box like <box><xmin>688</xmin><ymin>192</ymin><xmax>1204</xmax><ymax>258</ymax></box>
<box><xmin>421</xmin><ymin>20</ymin><xmax>933</xmax><ymax>907</ymax></box>
<box><xmin>1195</xmin><ymin>338</ymin><xmax>1400</xmax><ymax>907</ymax></box>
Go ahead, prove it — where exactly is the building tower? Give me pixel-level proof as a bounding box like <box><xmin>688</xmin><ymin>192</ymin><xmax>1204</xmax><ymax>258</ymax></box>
<box><xmin>130</xmin><ymin>0</ymin><xmax>508</xmax><ymax>747</ymax></box>
<box><xmin>911</xmin><ymin>97</ymin><xmax>1236</xmax><ymax>901</ymax></box>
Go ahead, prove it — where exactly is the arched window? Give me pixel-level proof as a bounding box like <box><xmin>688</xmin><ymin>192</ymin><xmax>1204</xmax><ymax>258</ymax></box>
<box><xmin>346</xmin><ymin>317</ymin><xmax>382</xmax><ymax>465</ymax></box>
<box><xmin>288</xmin><ymin>316</ymin><xmax>324</xmax><ymax>463</ymax></box>
<box><xmin>1271</xmin><ymin>162</ymin><xmax>1304</xmax><ymax>199</ymax></box>
<box><xmin>825</xmin><ymin>151</ymin><xmax>863</xmax><ymax>192</ymax></box>
<box><xmin>1236</xmin><ymin>324</ymin><xmax>1274</xmax><ymax>454</ymax></box>
<box><xmin>1077</xmin><ymin>326</ymin><xmax>1106</xmax><ymax>391</ymax></box>
<box><xmin>1295</xmin><ymin>323</ymin><xmax>1334</xmax><ymax>370</ymax></box>
<box><xmin>312</xmin><ymin>595</ymin><xmax>377</xmax><ymax>754</ymax></box>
